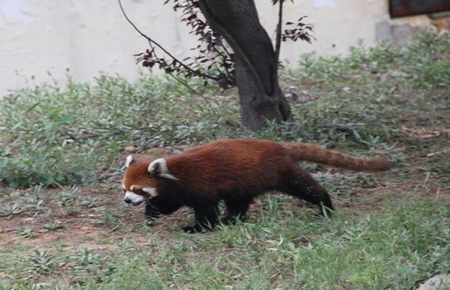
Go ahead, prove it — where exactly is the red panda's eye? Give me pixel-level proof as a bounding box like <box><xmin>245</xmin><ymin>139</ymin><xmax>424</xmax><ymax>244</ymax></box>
<box><xmin>134</xmin><ymin>189</ymin><xmax>144</xmax><ymax>195</ymax></box>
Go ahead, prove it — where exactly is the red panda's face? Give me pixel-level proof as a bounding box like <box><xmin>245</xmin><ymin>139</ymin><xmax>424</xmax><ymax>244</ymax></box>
<box><xmin>122</xmin><ymin>155</ymin><xmax>159</xmax><ymax>206</ymax></box>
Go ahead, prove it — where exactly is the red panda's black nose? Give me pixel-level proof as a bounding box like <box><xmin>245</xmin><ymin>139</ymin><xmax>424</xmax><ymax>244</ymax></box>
<box><xmin>124</xmin><ymin>198</ymin><xmax>132</xmax><ymax>204</ymax></box>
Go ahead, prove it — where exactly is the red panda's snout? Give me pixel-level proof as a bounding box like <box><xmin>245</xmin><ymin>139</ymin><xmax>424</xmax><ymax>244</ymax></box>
<box><xmin>122</xmin><ymin>185</ymin><xmax>159</xmax><ymax>206</ymax></box>
<box><xmin>123</xmin><ymin>190</ymin><xmax>145</xmax><ymax>206</ymax></box>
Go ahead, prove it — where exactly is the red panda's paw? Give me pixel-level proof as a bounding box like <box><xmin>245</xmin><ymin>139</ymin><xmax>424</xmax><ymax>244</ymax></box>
<box><xmin>182</xmin><ymin>226</ymin><xmax>201</xmax><ymax>234</ymax></box>
<box><xmin>182</xmin><ymin>224</ymin><xmax>214</xmax><ymax>233</ymax></box>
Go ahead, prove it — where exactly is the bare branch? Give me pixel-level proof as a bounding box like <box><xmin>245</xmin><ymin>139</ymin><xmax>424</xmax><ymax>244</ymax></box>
<box><xmin>118</xmin><ymin>0</ymin><xmax>223</xmax><ymax>83</ymax></box>
<box><xmin>275</xmin><ymin>0</ymin><xmax>284</xmax><ymax>63</ymax></box>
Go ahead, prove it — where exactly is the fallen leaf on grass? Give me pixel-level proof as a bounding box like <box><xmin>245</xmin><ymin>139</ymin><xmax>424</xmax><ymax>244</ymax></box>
<box><xmin>426</xmin><ymin>147</ymin><xmax>450</xmax><ymax>157</ymax></box>
<box><xmin>401</xmin><ymin>126</ymin><xmax>447</xmax><ymax>139</ymax></box>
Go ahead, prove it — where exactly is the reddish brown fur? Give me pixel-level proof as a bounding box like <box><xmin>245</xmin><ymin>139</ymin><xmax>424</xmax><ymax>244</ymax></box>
<box><xmin>164</xmin><ymin>139</ymin><xmax>288</xmax><ymax>198</ymax></box>
<box><xmin>122</xmin><ymin>139</ymin><xmax>392</xmax><ymax>233</ymax></box>
<box><xmin>281</xmin><ymin>142</ymin><xmax>392</xmax><ymax>171</ymax></box>
<box><xmin>123</xmin><ymin>160</ymin><xmax>156</xmax><ymax>190</ymax></box>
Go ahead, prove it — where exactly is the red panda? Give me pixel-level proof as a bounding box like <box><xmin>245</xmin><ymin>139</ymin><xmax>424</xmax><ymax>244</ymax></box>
<box><xmin>122</xmin><ymin>139</ymin><xmax>392</xmax><ymax>233</ymax></box>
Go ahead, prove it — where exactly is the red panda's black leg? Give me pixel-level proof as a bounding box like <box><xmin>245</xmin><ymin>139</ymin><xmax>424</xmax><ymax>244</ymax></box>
<box><xmin>183</xmin><ymin>204</ymin><xmax>219</xmax><ymax>233</ymax></box>
<box><xmin>145</xmin><ymin>194</ymin><xmax>183</xmax><ymax>223</ymax></box>
<box><xmin>222</xmin><ymin>197</ymin><xmax>253</xmax><ymax>225</ymax></box>
<box><xmin>282</xmin><ymin>168</ymin><xmax>334</xmax><ymax>216</ymax></box>
<box><xmin>144</xmin><ymin>200</ymin><xmax>160</xmax><ymax>222</ymax></box>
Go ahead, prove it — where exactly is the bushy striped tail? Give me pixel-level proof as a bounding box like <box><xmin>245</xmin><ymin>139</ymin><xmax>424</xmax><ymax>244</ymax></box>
<box><xmin>282</xmin><ymin>143</ymin><xmax>393</xmax><ymax>172</ymax></box>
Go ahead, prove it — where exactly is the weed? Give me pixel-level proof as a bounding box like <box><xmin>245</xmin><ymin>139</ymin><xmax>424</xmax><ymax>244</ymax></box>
<box><xmin>67</xmin><ymin>248</ymin><xmax>109</xmax><ymax>285</ymax></box>
<box><xmin>17</xmin><ymin>227</ymin><xmax>34</xmax><ymax>238</ymax></box>
<box><xmin>43</xmin><ymin>223</ymin><xmax>64</xmax><ymax>231</ymax></box>
<box><xmin>23</xmin><ymin>195</ymin><xmax>47</xmax><ymax>215</ymax></box>
<box><xmin>27</xmin><ymin>249</ymin><xmax>54</xmax><ymax>275</ymax></box>
<box><xmin>56</xmin><ymin>186</ymin><xmax>98</xmax><ymax>208</ymax></box>
<box><xmin>93</xmin><ymin>207</ymin><xmax>122</xmax><ymax>230</ymax></box>
<box><xmin>0</xmin><ymin>202</ymin><xmax>23</xmax><ymax>219</ymax></box>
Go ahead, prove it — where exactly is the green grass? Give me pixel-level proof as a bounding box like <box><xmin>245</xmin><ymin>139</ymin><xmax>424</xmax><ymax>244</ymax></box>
<box><xmin>1</xmin><ymin>197</ymin><xmax>448</xmax><ymax>289</ymax></box>
<box><xmin>0</xmin><ymin>74</ymin><xmax>238</xmax><ymax>187</ymax></box>
<box><xmin>0</xmin><ymin>30</ymin><xmax>449</xmax><ymax>289</ymax></box>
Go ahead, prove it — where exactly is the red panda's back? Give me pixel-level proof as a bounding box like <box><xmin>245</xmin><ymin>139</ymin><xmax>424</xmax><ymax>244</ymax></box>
<box><xmin>165</xmin><ymin>139</ymin><xmax>290</xmax><ymax>194</ymax></box>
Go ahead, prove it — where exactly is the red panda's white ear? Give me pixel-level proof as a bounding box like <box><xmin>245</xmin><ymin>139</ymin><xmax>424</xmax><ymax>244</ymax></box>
<box><xmin>148</xmin><ymin>158</ymin><xmax>162</xmax><ymax>174</ymax></box>
<box><xmin>125</xmin><ymin>155</ymin><xmax>134</xmax><ymax>168</ymax></box>
<box><xmin>148</xmin><ymin>158</ymin><xmax>178</xmax><ymax>180</ymax></box>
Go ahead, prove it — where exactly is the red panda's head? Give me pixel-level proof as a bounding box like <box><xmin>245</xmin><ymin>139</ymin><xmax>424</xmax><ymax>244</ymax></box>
<box><xmin>122</xmin><ymin>155</ymin><xmax>178</xmax><ymax>206</ymax></box>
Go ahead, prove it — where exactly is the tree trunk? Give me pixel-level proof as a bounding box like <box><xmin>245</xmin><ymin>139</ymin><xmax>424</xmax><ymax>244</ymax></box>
<box><xmin>198</xmin><ymin>0</ymin><xmax>293</xmax><ymax>131</ymax></box>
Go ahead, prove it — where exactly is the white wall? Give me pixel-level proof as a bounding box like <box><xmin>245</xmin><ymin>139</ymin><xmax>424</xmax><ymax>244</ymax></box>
<box><xmin>0</xmin><ymin>0</ymin><xmax>430</xmax><ymax>97</ymax></box>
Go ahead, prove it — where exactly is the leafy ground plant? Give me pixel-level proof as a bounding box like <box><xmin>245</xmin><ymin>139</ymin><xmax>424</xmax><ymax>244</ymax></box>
<box><xmin>0</xmin><ymin>30</ymin><xmax>449</xmax><ymax>289</ymax></box>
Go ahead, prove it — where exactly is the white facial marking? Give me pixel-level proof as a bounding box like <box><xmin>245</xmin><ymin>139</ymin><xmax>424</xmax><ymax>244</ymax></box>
<box><xmin>125</xmin><ymin>155</ymin><xmax>133</xmax><ymax>168</ymax></box>
<box><xmin>122</xmin><ymin>183</ymin><xmax>126</xmax><ymax>190</ymax></box>
<box><xmin>124</xmin><ymin>191</ymin><xmax>144</xmax><ymax>205</ymax></box>
<box><xmin>148</xmin><ymin>158</ymin><xmax>178</xmax><ymax>180</ymax></box>
<box><xmin>143</xmin><ymin>187</ymin><xmax>158</xmax><ymax>197</ymax></box>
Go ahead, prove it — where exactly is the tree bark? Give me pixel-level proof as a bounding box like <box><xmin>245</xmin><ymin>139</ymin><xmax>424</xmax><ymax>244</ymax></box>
<box><xmin>198</xmin><ymin>0</ymin><xmax>293</xmax><ymax>131</ymax></box>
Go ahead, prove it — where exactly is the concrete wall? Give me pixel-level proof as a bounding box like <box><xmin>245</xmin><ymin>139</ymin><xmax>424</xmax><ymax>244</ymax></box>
<box><xmin>0</xmin><ymin>0</ymin><xmax>438</xmax><ymax>97</ymax></box>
